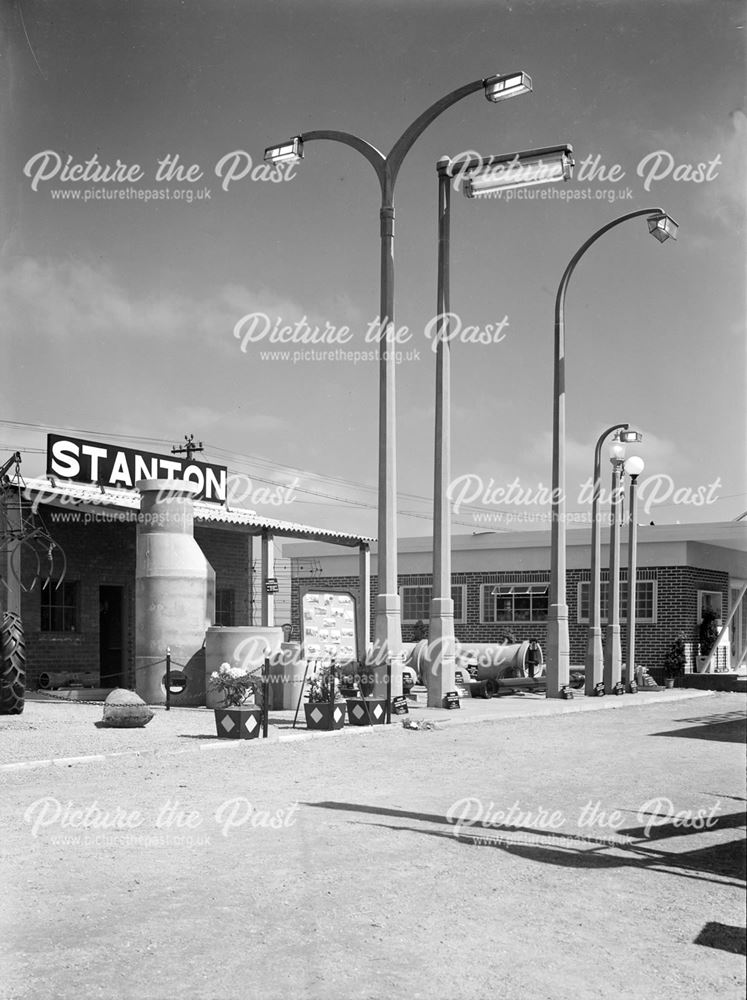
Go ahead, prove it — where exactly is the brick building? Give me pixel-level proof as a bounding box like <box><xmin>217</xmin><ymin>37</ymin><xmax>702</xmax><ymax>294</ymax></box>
<box><xmin>287</xmin><ymin>523</ymin><xmax>747</xmax><ymax>673</ymax></box>
<box><xmin>8</xmin><ymin>476</ymin><xmax>368</xmax><ymax>691</ymax></box>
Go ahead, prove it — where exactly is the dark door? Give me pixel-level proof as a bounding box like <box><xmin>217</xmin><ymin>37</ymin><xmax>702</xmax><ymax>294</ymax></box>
<box><xmin>99</xmin><ymin>586</ymin><xmax>124</xmax><ymax>687</ymax></box>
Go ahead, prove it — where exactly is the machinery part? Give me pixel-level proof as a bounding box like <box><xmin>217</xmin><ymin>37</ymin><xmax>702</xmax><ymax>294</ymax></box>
<box><xmin>475</xmin><ymin>679</ymin><xmax>491</xmax><ymax>699</ymax></box>
<box><xmin>484</xmin><ymin>678</ymin><xmax>499</xmax><ymax>698</ymax></box>
<box><xmin>37</xmin><ymin>670</ymin><xmax>99</xmax><ymax>690</ymax></box>
<box><xmin>0</xmin><ymin>611</ymin><xmax>26</xmax><ymax>715</ymax></box>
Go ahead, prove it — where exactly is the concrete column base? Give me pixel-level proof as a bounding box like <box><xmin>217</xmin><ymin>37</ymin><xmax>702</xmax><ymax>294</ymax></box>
<box><xmin>603</xmin><ymin>624</ymin><xmax>623</xmax><ymax>690</ymax></box>
<box><xmin>585</xmin><ymin>628</ymin><xmax>604</xmax><ymax>695</ymax></box>
<box><xmin>426</xmin><ymin>597</ymin><xmax>456</xmax><ymax>707</ymax></box>
<box><xmin>371</xmin><ymin>592</ymin><xmax>403</xmax><ymax>700</ymax></box>
<box><xmin>546</xmin><ymin>604</ymin><xmax>570</xmax><ymax>698</ymax></box>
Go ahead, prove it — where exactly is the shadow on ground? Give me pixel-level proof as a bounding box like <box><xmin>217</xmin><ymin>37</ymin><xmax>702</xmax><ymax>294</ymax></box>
<box><xmin>651</xmin><ymin>710</ymin><xmax>746</xmax><ymax>744</ymax></box>
<box><xmin>694</xmin><ymin>921</ymin><xmax>747</xmax><ymax>956</ymax></box>
<box><xmin>305</xmin><ymin>800</ymin><xmax>746</xmax><ymax>886</ymax></box>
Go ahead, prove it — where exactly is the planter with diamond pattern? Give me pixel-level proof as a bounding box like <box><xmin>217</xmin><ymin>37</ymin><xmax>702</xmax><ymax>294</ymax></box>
<box><xmin>345</xmin><ymin>697</ymin><xmax>388</xmax><ymax>726</ymax></box>
<box><xmin>303</xmin><ymin>702</ymin><xmax>347</xmax><ymax>731</ymax></box>
<box><xmin>214</xmin><ymin>705</ymin><xmax>263</xmax><ymax>740</ymax></box>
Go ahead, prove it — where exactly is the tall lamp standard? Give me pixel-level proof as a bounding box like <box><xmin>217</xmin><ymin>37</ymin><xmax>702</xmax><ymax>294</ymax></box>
<box><xmin>547</xmin><ymin>208</ymin><xmax>678</xmax><ymax>698</ymax></box>
<box><xmin>429</xmin><ymin>145</ymin><xmax>574</xmax><ymax>707</ymax></box>
<box><xmin>604</xmin><ymin>435</ymin><xmax>628</xmax><ymax>693</ymax></box>
<box><xmin>624</xmin><ymin>455</ymin><xmax>645</xmax><ymax>692</ymax></box>
<box><xmin>265</xmin><ymin>72</ymin><xmax>533</xmax><ymax>699</ymax></box>
<box><xmin>585</xmin><ymin>424</ymin><xmax>642</xmax><ymax>695</ymax></box>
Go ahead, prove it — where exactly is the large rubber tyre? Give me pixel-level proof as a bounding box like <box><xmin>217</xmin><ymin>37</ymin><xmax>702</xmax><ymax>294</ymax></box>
<box><xmin>1</xmin><ymin>611</ymin><xmax>26</xmax><ymax>715</ymax></box>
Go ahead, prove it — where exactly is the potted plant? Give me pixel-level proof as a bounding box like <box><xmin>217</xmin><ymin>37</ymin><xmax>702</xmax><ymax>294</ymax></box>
<box><xmin>210</xmin><ymin>662</ymin><xmax>263</xmax><ymax>739</ymax></box>
<box><xmin>304</xmin><ymin>665</ymin><xmax>347</xmax><ymax>731</ymax></box>
<box><xmin>345</xmin><ymin>662</ymin><xmax>389</xmax><ymax>727</ymax></box>
<box><xmin>696</xmin><ymin>608</ymin><xmax>721</xmax><ymax>672</ymax></box>
<box><xmin>663</xmin><ymin>633</ymin><xmax>687</xmax><ymax>688</ymax></box>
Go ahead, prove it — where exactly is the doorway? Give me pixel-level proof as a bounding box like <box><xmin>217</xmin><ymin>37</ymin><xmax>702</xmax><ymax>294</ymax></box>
<box><xmin>99</xmin><ymin>586</ymin><xmax>125</xmax><ymax>688</ymax></box>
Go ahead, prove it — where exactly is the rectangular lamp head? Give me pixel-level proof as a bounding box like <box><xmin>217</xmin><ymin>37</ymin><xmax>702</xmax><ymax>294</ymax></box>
<box><xmin>462</xmin><ymin>144</ymin><xmax>574</xmax><ymax>198</ymax></box>
<box><xmin>618</xmin><ymin>430</ymin><xmax>643</xmax><ymax>444</ymax></box>
<box><xmin>484</xmin><ymin>72</ymin><xmax>533</xmax><ymax>102</ymax></box>
<box><xmin>264</xmin><ymin>137</ymin><xmax>304</xmax><ymax>165</ymax></box>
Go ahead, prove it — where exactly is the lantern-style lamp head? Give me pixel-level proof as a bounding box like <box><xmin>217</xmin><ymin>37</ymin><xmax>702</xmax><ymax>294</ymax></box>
<box><xmin>647</xmin><ymin>212</ymin><xmax>679</xmax><ymax>243</ymax></box>
<box><xmin>618</xmin><ymin>429</ymin><xmax>643</xmax><ymax>444</ymax></box>
<box><xmin>609</xmin><ymin>440</ymin><xmax>627</xmax><ymax>464</ymax></box>
<box><xmin>264</xmin><ymin>137</ymin><xmax>304</xmax><ymax>165</ymax></box>
<box><xmin>483</xmin><ymin>71</ymin><xmax>533</xmax><ymax>102</ymax></box>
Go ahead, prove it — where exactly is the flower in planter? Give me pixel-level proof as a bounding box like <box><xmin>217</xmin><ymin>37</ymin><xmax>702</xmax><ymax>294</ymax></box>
<box><xmin>209</xmin><ymin>662</ymin><xmax>259</xmax><ymax>707</ymax></box>
<box><xmin>307</xmin><ymin>666</ymin><xmax>345</xmax><ymax>704</ymax></box>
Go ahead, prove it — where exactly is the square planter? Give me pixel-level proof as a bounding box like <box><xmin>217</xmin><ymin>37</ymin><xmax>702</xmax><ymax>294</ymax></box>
<box><xmin>346</xmin><ymin>698</ymin><xmax>388</xmax><ymax>726</ymax></box>
<box><xmin>304</xmin><ymin>702</ymin><xmax>347</xmax><ymax>731</ymax></box>
<box><xmin>214</xmin><ymin>705</ymin><xmax>263</xmax><ymax>740</ymax></box>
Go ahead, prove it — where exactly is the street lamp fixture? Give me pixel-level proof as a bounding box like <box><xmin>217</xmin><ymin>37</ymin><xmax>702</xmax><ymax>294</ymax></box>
<box><xmin>647</xmin><ymin>212</ymin><xmax>679</xmax><ymax>243</ymax></box>
<box><xmin>461</xmin><ymin>144</ymin><xmax>574</xmax><ymax>198</ymax></box>
<box><xmin>429</xmin><ymin>142</ymin><xmax>573</xmax><ymax>707</ymax></box>
<box><xmin>604</xmin><ymin>433</ymin><xmax>628</xmax><ymax>694</ymax></box>
<box><xmin>624</xmin><ymin>455</ymin><xmax>645</xmax><ymax>692</ymax></box>
<box><xmin>264</xmin><ymin>138</ymin><xmax>304</xmax><ymax>164</ymax></box>
<box><xmin>547</xmin><ymin>207</ymin><xmax>679</xmax><ymax>698</ymax></box>
<box><xmin>585</xmin><ymin>423</ymin><xmax>643</xmax><ymax>696</ymax></box>
<box><xmin>483</xmin><ymin>71</ymin><xmax>533</xmax><ymax>102</ymax></box>
<box><xmin>264</xmin><ymin>74</ymin><xmax>533</xmax><ymax>703</ymax></box>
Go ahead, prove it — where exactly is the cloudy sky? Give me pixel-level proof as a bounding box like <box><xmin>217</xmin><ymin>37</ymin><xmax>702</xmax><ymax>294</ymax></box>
<box><xmin>1</xmin><ymin>0</ymin><xmax>745</xmax><ymax>538</ymax></box>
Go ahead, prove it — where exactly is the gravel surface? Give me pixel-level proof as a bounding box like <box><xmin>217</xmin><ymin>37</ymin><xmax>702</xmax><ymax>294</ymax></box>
<box><xmin>1</xmin><ymin>692</ymin><xmax>744</xmax><ymax>1000</ymax></box>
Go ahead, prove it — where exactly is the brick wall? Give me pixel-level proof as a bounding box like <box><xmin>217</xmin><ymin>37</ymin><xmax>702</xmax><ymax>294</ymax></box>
<box><xmin>290</xmin><ymin>563</ymin><xmax>730</xmax><ymax>671</ymax></box>
<box><xmin>20</xmin><ymin>517</ymin><xmax>137</xmax><ymax>687</ymax></box>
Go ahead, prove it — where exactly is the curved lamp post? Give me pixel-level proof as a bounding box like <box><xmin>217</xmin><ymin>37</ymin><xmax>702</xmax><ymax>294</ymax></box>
<box><xmin>624</xmin><ymin>454</ymin><xmax>645</xmax><ymax>691</ymax></box>
<box><xmin>429</xmin><ymin>144</ymin><xmax>573</xmax><ymax>707</ymax></box>
<box><xmin>265</xmin><ymin>72</ymin><xmax>533</xmax><ymax>699</ymax></box>
<box><xmin>585</xmin><ymin>423</ymin><xmax>642</xmax><ymax>694</ymax></box>
<box><xmin>547</xmin><ymin>208</ymin><xmax>678</xmax><ymax>698</ymax></box>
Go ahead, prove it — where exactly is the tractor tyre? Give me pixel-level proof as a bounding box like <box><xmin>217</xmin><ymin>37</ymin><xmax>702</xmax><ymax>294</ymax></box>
<box><xmin>1</xmin><ymin>611</ymin><xmax>26</xmax><ymax>715</ymax></box>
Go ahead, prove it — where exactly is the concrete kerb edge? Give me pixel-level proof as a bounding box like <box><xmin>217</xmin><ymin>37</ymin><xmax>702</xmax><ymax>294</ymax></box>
<box><xmin>0</xmin><ymin>689</ymin><xmax>717</xmax><ymax>772</ymax></box>
<box><xmin>423</xmin><ymin>688</ymin><xmax>715</xmax><ymax>729</ymax></box>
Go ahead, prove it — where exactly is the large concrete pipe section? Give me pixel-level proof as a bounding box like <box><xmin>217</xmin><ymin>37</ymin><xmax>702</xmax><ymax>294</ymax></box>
<box><xmin>406</xmin><ymin>639</ymin><xmax>543</xmax><ymax>683</ymax></box>
<box><xmin>135</xmin><ymin>479</ymin><xmax>215</xmax><ymax>706</ymax></box>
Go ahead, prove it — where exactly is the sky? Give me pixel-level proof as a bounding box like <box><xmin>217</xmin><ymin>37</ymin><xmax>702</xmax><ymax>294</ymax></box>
<box><xmin>1</xmin><ymin>0</ymin><xmax>745</xmax><ymax>541</ymax></box>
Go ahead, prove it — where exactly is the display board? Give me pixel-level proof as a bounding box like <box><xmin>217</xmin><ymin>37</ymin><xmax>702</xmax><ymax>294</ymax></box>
<box><xmin>301</xmin><ymin>591</ymin><xmax>357</xmax><ymax>665</ymax></box>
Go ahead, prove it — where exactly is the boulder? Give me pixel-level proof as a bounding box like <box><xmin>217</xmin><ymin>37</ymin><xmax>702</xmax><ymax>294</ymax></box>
<box><xmin>101</xmin><ymin>688</ymin><xmax>154</xmax><ymax>728</ymax></box>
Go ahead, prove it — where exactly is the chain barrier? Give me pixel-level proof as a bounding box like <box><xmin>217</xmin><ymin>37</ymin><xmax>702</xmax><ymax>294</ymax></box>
<box><xmin>32</xmin><ymin>653</ymin><xmax>193</xmax><ymax>707</ymax></box>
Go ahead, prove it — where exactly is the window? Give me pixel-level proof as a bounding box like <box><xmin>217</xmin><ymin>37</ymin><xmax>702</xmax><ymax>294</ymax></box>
<box><xmin>215</xmin><ymin>588</ymin><xmax>235</xmax><ymax>627</ymax></box>
<box><xmin>400</xmin><ymin>585</ymin><xmax>465</xmax><ymax>623</ymax></box>
<box><xmin>481</xmin><ymin>583</ymin><xmax>549</xmax><ymax>623</ymax></box>
<box><xmin>697</xmin><ymin>591</ymin><xmax>722</xmax><ymax>621</ymax></box>
<box><xmin>577</xmin><ymin>579</ymin><xmax>657</xmax><ymax>623</ymax></box>
<box><xmin>41</xmin><ymin>581</ymin><xmax>79</xmax><ymax>632</ymax></box>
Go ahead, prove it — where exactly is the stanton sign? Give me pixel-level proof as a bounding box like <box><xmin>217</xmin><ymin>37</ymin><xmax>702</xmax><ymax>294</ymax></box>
<box><xmin>46</xmin><ymin>434</ymin><xmax>227</xmax><ymax>504</ymax></box>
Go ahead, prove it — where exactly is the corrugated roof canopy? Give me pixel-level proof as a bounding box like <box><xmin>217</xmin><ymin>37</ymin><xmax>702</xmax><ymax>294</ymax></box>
<box><xmin>19</xmin><ymin>477</ymin><xmax>373</xmax><ymax>548</ymax></box>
